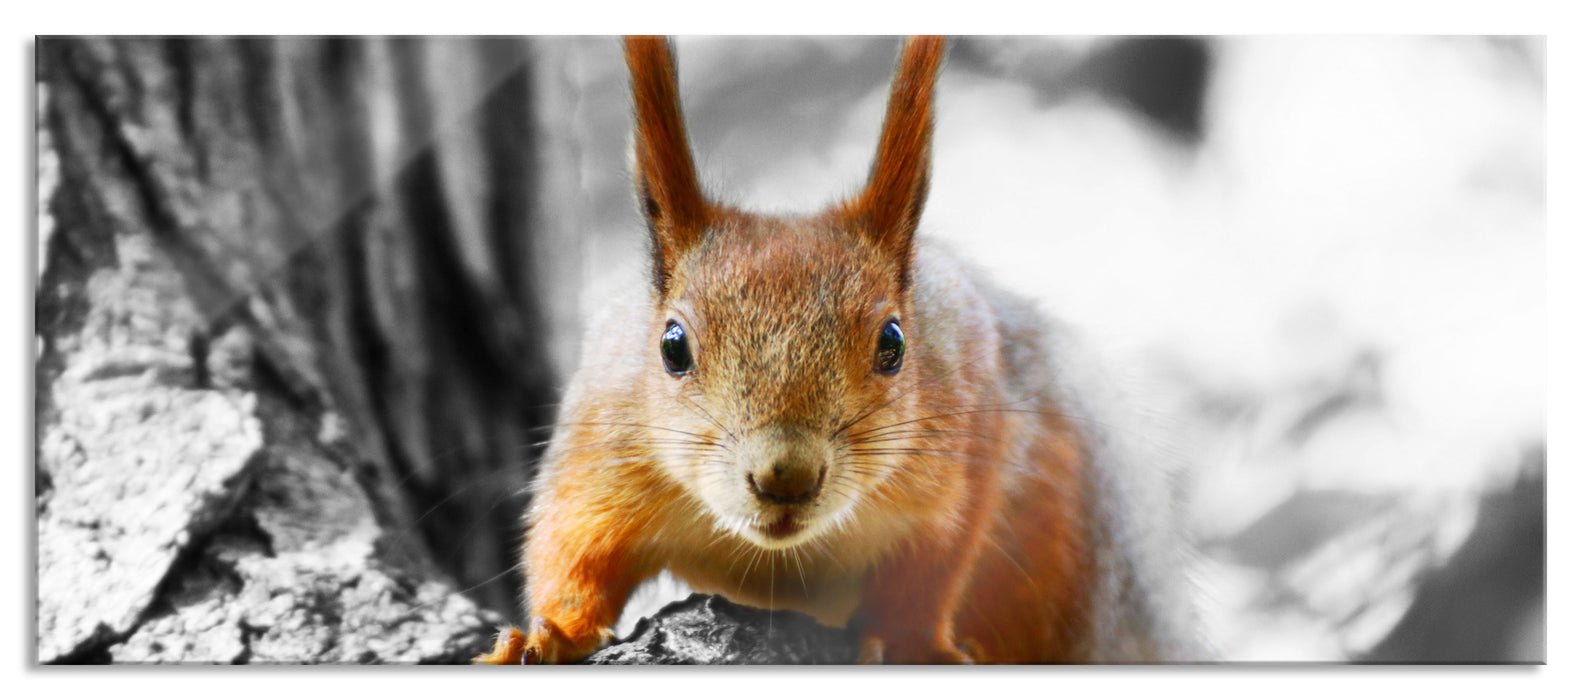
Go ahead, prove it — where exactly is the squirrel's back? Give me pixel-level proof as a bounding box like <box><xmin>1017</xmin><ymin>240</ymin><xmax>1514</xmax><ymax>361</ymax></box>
<box><xmin>915</xmin><ymin>239</ymin><xmax>1203</xmax><ymax>661</ymax></box>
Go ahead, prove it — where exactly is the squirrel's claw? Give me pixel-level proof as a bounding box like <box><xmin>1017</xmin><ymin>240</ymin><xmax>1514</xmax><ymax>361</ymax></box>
<box><xmin>475</xmin><ymin>616</ymin><xmax>606</xmax><ymax>665</ymax></box>
<box><xmin>473</xmin><ymin>626</ymin><xmax>527</xmax><ymax>665</ymax></box>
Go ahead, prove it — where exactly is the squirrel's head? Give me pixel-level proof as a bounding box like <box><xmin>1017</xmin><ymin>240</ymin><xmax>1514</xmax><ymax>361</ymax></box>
<box><xmin>623</xmin><ymin>37</ymin><xmax>946</xmax><ymax>550</ymax></box>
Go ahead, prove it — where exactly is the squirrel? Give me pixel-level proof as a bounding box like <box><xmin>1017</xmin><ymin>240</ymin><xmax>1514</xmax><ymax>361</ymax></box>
<box><xmin>475</xmin><ymin>35</ymin><xmax>1202</xmax><ymax>664</ymax></box>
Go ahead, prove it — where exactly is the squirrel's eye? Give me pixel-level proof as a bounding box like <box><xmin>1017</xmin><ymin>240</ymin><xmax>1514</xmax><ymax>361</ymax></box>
<box><xmin>874</xmin><ymin>319</ymin><xmax>905</xmax><ymax>375</ymax></box>
<box><xmin>660</xmin><ymin>321</ymin><xmax>693</xmax><ymax>376</ymax></box>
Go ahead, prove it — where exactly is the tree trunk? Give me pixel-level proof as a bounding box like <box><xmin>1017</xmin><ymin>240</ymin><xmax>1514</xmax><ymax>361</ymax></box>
<box><xmin>35</xmin><ymin>36</ymin><xmax>559</xmax><ymax>663</ymax></box>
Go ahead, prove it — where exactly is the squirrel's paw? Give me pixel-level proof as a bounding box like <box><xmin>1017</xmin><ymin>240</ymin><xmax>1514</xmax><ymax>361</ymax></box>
<box><xmin>857</xmin><ymin>633</ymin><xmax>973</xmax><ymax>665</ymax></box>
<box><xmin>473</xmin><ymin>626</ymin><xmax>527</xmax><ymax>664</ymax></box>
<box><xmin>475</xmin><ymin>616</ymin><xmax>609</xmax><ymax>665</ymax></box>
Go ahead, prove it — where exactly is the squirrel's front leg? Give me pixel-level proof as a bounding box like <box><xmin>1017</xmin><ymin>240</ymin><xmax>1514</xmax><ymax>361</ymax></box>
<box><xmin>474</xmin><ymin>492</ymin><xmax>654</xmax><ymax>665</ymax></box>
<box><xmin>854</xmin><ymin>523</ymin><xmax>981</xmax><ymax>665</ymax></box>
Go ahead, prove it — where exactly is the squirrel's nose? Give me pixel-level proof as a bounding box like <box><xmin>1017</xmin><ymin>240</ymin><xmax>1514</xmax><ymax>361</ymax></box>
<box><xmin>747</xmin><ymin>462</ymin><xmax>825</xmax><ymax>505</ymax></box>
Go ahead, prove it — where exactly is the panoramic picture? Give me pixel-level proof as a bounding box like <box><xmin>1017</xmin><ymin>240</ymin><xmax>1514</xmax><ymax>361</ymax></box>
<box><xmin>34</xmin><ymin>35</ymin><xmax>1543</xmax><ymax>664</ymax></box>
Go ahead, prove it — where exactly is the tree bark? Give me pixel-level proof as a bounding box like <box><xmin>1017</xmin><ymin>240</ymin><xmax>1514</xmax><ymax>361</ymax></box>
<box><xmin>587</xmin><ymin>594</ymin><xmax>858</xmax><ymax>665</ymax></box>
<box><xmin>35</xmin><ymin>36</ymin><xmax>558</xmax><ymax>663</ymax></box>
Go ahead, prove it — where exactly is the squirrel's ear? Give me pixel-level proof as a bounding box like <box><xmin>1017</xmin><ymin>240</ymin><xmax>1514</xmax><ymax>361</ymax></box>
<box><xmin>840</xmin><ymin>36</ymin><xmax>946</xmax><ymax>279</ymax></box>
<box><xmin>625</xmin><ymin>36</ymin><xmax>709</xmax><ymax>296</ymax></box>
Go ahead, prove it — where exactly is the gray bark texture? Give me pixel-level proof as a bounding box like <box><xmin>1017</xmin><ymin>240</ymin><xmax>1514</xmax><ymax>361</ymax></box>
<box><xmin>34</xmin><ymin>36</ymin><xmax>555</xmax><ymax>664</ymax></box>
<box><xmin>587</xmin><ymin>595</ymin><xmax>858</xmax><ymax>665</ymax></box>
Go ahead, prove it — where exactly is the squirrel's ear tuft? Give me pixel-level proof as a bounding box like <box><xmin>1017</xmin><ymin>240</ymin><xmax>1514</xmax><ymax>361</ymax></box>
<box><xmin>625</xmin><ymin>36</ymin><xmax>709</xmax><ymax>296</ymax></box>
<box><xmin>840</xmin><ymin>36</ymin><xmax>946</xmax><ymax>280</ymax></box>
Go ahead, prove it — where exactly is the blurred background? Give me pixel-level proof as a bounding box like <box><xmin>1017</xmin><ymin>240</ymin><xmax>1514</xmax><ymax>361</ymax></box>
<box><xmin>35</xmin><ymin>36</ymin><xmax>1545</xmax><ymax>663</ymax></box>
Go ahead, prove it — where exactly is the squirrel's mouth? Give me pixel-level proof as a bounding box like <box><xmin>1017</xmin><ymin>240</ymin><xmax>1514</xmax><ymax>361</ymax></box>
<box><xmin>759</xmin><ymin>513</ymin><xmax>803</xmax><ymax>540</ymax></box>
<box><xmin>739</xmin><ymin>508</ymin><xmax>823</xmax><ymax>549</ymax></box>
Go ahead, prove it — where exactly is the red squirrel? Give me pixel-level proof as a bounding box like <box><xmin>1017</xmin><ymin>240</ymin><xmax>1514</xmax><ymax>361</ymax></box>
<box><xmin>475</xmin><ymin>36</ymin><xmax>1201</xmax><ymax>664</ymax></box>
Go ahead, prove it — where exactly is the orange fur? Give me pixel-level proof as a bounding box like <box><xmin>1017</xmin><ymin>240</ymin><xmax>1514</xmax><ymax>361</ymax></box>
<box><xmin>836</xmin><ymin>35</ymin><xmax>944</xmax><ymax>279</ymax></box>
<box><xmin>475</xmin><ymin>36</ymin><xmax>1194</xmax><ymax>666</ymax></box>
<box><xmin>625</xmin><ymin>36</ymin><xmax>717</xmax><ymax>296</ymax></box>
